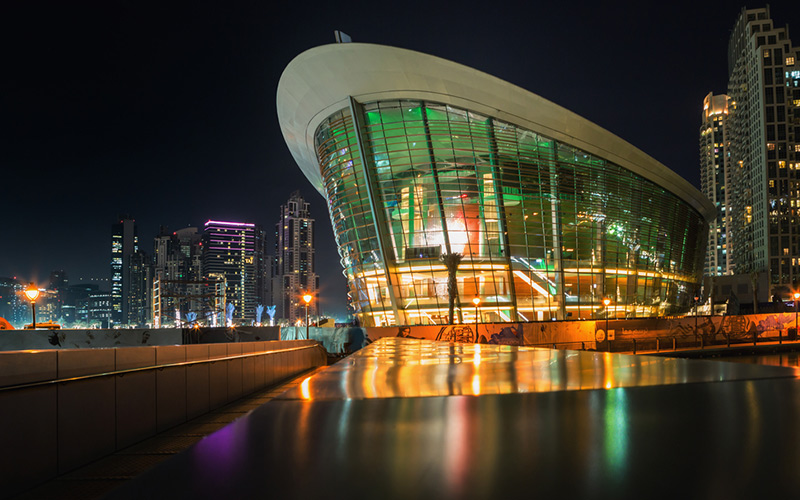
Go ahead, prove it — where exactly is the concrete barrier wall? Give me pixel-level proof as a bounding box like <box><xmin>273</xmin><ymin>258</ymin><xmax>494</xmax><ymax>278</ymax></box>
<box><xmin>0</xmin><ymin>340</ymin><xmax>325</xmax><ymax>497</ymax></box>
<box><xmin>0</xmin><ymin>328</ymin><xmax>183</xmax><ymax>350</ymax></box>
<box><xmin>0</xmin><ymin>326</ymin><xmax>283</xmax><ymax>351</ymax></box>
<box><xmin>282</xmin><ymin>324</ymin><xmax>594</xmax><ymax>352</ymax></box>
<box><xmin>282</xmin><ymin>326</ymin><xmax>368</xmax><ymax>354</ymax></box>
<box><xmin>284</xmin><ymin>324</ymin><xmax>537</xmax><ymax>352</ymax></box>
<box><xmin>287</xmin><ymin>312</ymin><xmax>800</xmax><ymax>352</ymax></box>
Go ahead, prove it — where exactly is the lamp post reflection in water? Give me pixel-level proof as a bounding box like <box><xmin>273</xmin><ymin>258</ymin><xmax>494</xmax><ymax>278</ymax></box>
<box><xmin>472</xmin><ymin>297</ymin><xmax>480</xmax><ymax>343</ymax></box>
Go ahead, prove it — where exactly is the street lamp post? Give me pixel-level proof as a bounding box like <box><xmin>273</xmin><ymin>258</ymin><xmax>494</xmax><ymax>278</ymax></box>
<box><xmin>794</xmin><ymin>292</ymin><xmax>800</xmax><ymax>341</ymax></box>
<box><xmin>472</xmin><ymin>297</ymin><xmax>481</xmax><ymax>343</ymax></box>
<box><xmin>24</xmin><ymin>283</ymin><xmax>40</xmax><ymax>329</ymax></box>
<box><xmin>602</xmin><ymin>298</ymin><xmax>611</xmax><ymax>348</ymax></box>
<box><xmin>303</xmin><ymin>293</ymin><xmax>312</xmax><ymax>341</ymax></box>
<box><xmin>694</xmin><ymin>294</ymin><xmax>700</xmax><ymax>340</ymax></box>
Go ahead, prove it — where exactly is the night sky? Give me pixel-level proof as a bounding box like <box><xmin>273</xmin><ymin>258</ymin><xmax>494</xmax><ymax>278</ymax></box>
<box><xmin>2</xmin><ymin>1</ymin><xmax>798</xmax><ymax>318</ymax></box>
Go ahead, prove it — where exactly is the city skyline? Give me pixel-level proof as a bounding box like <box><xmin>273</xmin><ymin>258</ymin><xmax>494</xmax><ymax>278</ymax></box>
<box><xmin>3</xmin><ymin>1</ymin><xmax>799</xmax><ymax>320</ymax></box>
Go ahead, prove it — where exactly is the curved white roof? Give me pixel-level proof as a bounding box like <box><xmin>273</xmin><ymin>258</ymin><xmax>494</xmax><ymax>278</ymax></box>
<box><xmin>277</xmin><ymin>43</ymin><xmax>714</xmax><ymax>222</ymax></box>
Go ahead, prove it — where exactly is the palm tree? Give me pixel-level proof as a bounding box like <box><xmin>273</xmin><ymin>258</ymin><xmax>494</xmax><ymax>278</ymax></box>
<box><xmin>440</xmin><ymin>252</ymin><xmax>463</xmax><ymax>324</ymax></box>
<box><xmin>751</xmin><ymin>272</ymin><xmax>759</xmax><ymax>314</ymax></box>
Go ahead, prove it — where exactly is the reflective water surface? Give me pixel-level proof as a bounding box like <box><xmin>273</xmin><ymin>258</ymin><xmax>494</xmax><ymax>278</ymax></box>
<box><xmin>109</xmin><ymin>337</ymin><xmax>800</xmax><ymax>499</ymax></box>
<box><xmin>718</xmin><ymin>351</ymin><xmax>800</xmax><ymax>368</ymax></box>
<box><xmin>279</xmin><ymin>337</ymin><xmax>798</xmax><ymax>400</ymax></box>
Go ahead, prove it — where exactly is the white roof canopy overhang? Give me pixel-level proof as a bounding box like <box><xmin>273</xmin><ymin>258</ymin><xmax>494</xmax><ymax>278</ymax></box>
<box><xmin>277</xmin><ymin>43</ymin><xmax>715</xmax><ymax>222</ymax></box>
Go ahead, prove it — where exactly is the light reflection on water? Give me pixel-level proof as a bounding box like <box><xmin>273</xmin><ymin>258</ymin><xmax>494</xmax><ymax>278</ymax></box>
<box><xmin>717</xmin><ymin>351</ymin><xmax>800</xmax><ymax>368</ymax></box>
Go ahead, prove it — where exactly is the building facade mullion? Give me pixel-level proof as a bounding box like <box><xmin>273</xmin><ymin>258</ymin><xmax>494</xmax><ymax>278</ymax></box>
<box><xmin>420</xmin><ymin>103</ymin><xmax>453</xmax><ymax>253</ymax></box>
<box><xmin>547</xmin><ymin>142</ymin><xmax>567</xmax><ymax>320</ymax></box>
<box><xmin>421</xmin><ymin>103</ymin><xmax>460</xmax><ymax>322</ymax></box>
<box><xmin>485</xmin><ymin>119</ymin><xmax>519</xmax><ymax>322</ymax></box>
<box><xmin>347</xmin><ymin>97</ymin><xmax>405</xmax><ymax>325</ymax></box>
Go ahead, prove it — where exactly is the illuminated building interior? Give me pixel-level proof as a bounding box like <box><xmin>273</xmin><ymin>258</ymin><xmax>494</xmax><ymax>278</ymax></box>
<box><xmin>278</xmin><ymin>43</ymin><xmax>713</xmax><ymax>326</ymax></box>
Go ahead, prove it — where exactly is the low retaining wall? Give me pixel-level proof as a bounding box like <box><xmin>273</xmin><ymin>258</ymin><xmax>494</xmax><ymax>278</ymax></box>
<box><xmin>0</xmin><ymin>326</ymin><xmax>283</xmax><ymax>351</ymax></box>
<box><xmin>8</xmin><ymin>311</ymin><xmax>792</xmax><ymax>354</ymax></box>
<box><xmin>285</xmin><ymin>312</ymin><xmax>800</xmax><ymax>353</ymax></box>
<box><xmin>0</xmin><ymin>340</ymin><xmax>325</xmax><ymax>497</ymax></box>
<box><xmin>283</xmin><ymin>323</ymin><xmax>596</xmax><ymax>351</ymax></box>
<box><xmin>282</xmin><ymin>326</ymin><xmax>371</xmax><ymax>354</ymax></box>
<box><xmin>596</xmin><ymin>313</ymin><xmax>799</xmax><ymax>351</ymax></box>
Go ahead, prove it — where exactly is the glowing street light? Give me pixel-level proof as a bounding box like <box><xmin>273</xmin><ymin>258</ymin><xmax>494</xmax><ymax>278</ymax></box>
<box><xmin>794</xmin><ymin>292</ymin><xmax>800</xmax><ymax>340</ymax></box>
<box><xmin>303</xmin><ymin>293</ymin><xmax>313</xmax><ymax>341</ymax></box>
<box><xmin>24</xmin><ymin>283</ymin><xmax>40</xmax><ymax>329</ymax></box>
<box><xmin>694</xmin><ymin>294</ymin><xmax>700</xmax><ymax>339</ymax></box>
<box><xmin>602</xmin><ymin>297</ymin><xmax>611</xmax><ymax>346</ymax></box>
<box><xmin>472</xmin><ymin>296</ymin><xmax>481</xmax><ymax>343</ymax></box>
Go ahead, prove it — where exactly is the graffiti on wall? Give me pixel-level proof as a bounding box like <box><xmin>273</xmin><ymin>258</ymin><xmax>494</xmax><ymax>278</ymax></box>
<box><xmin>369</xmin><ymin>324</ymin><xmax>523</xmax><ymax>345</ymax></box>
<box><xmin>357</xmin><ymin>312</ymin><xmax>800</xmax><ymax>348</ymax></box>
<box><xmin>523</xmin><ymin>321</ymin><xmax>596</xmax><ymax>346</ymax></box>
<box><xmin>605</xmin><ymin>312</ymin><xmax>798</xmax><ymax>343</ymax></box>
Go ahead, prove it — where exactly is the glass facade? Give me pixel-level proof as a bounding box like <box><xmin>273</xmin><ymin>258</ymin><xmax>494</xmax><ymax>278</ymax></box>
<box><xmin>316</xmin><ymin>100</ymin><xmax>707</xmax><ymax>326</ymax></box>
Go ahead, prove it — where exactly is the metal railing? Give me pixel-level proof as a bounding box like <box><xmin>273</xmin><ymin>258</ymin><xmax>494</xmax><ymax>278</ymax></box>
<box><xmin>524</xmin><ymin>328</ymin><xmax>800</xmax><ymax>354</ymax></box>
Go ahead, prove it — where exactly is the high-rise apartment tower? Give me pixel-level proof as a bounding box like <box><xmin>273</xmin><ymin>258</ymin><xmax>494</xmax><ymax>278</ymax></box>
<box><xmin>700</xmin><ymin>92</ymin><xmax>733</xmax><ymax>276</ymax></box>
<box><xmin>273</xmin><ymin>191</ymin><xmax>318</xmax><ymax>323</ymax></box>
<box><xmin>725</xmin><ymin>6</ymin><xmax>800</xmax><ymax>295</ymax></box>
<box><xmin>201</xmin><ymin>220</ymin><xmax>267</xmax><ymax>324</ymax></box>
<box><xmin>111</xmin><ymin>216</ymin><xmax>138</xmax><ymax>326</ymax></box>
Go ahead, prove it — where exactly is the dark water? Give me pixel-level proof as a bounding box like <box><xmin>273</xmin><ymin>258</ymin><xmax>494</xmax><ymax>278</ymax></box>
<box><xmin>717</xmin><ymin>351</ymin><xmax>800</xmax><ymax>368</ymax></box>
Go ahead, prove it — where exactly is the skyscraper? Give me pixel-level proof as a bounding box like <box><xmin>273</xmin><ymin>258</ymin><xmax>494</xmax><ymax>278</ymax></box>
<box><xmin>151</xmin><ymin>226</ymin><xmax>222</xmax><ymax>327</ymax></box>
<box><xmin>273</xmin><ymin>191</ymin><xmax>319</xmax><ymax>324</ymax></box>
<box><xmin>128</xmin><ymin>250</ymin><xmax>151</xmax><ymax>326</ymax></box>
<box><xmin>201</xmin><ymin>220</ymin><xmax>266</xmax><ymax>324</ymax></box>
<box><xmin>700</xmin><ymin>92</ymin><xmax>733</xmax><ymax>277</ymax></box>
<box><xmin>48</xmin><ymin>270</ymin><xmax>69</xmax><ymax>323</ymax></box>
<box><xmin>0</xmin><ymin>277</ymin><xmax>28</xmax><ymax>328</ymax></box>
<box><xmin>725</xmin><ymin>6</ymin><xmax>800</xmax><ymax>297</ymax></box>
<box><xmin>111</xmin><ymin>216</ymin><xmax>138</xmax><ymax>326</ymax></box>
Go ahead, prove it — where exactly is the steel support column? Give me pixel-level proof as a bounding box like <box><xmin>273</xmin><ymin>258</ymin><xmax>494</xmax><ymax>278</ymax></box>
<box><xmin>485</xmin><ymin>119</ymin><xmax>518</xmax><ymax>322</ymax></box>
<box><xmin>347</xmin><ymin>97</ymin><xmax>405</xmax><ymax>325</ymax></box>
<box><xmin>421</xmin><ymin>103</ymin><xmax>460</xmax><ymax>323</ymax></box>
<box><xmin>547</xmin><ymin>142</ymin><xmax>566</xmax><ymax>320</ymax></box>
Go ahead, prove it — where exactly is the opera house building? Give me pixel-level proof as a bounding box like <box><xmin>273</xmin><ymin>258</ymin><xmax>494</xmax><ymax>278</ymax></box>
<box><xmin>278</xmin><ymin>43</ymin><xmax>713</xmax><ymax>326</ymax></box>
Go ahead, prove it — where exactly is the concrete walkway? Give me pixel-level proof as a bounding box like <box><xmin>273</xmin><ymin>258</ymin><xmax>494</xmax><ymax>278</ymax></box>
<box><xmin>14</xmin><ymin>366</ymin><xmax>328</xmax><ymax>500</ymax></box>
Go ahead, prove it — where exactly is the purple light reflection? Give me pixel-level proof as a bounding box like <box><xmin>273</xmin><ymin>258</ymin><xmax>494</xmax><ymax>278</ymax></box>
<box><xmin>190</xmin><ymin>420</ymin><xmax>250</xmax><ymax>488</ymax></box>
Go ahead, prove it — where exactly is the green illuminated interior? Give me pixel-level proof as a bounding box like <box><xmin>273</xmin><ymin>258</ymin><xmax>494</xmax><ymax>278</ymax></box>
<box><xmin>315</xmin><ymin>100</ymin><xmax>706</xmax><ymax>326</ymax></box>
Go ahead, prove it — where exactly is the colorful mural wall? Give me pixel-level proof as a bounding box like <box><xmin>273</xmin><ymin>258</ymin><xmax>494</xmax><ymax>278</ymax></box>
<box><xmin>353</xmin><ymin>311</ymin><xmax>800</xmax><ymax>351</ymax></box>
<box><xmin>365</xmin><ymin>324</ymin><xmax>525</xmax><ymax>345</ymax></box>
<box><xmin>601</xmin><ymin>312</ymin><xmax>798</xmax><ymax>345</ymax></box>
